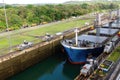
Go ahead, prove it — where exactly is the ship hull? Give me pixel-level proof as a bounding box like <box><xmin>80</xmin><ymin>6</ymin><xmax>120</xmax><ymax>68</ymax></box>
<box><xmin>62</xmin><ymin>44</ymin><xmax>105</xmax><ymax>64</ymax></box>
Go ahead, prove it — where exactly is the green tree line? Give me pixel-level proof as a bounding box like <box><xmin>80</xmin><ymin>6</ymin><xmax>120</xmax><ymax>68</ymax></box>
<box><xmin>0</xmin><ymin>3</ymin><xmax>119</xmax><ymax>31</ymax></box>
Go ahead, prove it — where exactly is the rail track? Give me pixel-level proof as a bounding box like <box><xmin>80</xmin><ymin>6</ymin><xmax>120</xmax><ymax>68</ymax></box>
<box><xmin>74</xmin><ymin>41</ymin><xmax>120</xmax><ymax>80</ymax></box>
<box><xmin>75</xmin><ymin>75</ymin><xmax>88</xmax><ymax>80</ymax></box>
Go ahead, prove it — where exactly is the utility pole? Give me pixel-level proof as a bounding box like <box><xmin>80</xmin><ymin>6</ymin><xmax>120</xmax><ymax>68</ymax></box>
<box><xmin>3</xmin><ymin>0</ymin><xmax>12</xmax><ymax>52</ymax></box>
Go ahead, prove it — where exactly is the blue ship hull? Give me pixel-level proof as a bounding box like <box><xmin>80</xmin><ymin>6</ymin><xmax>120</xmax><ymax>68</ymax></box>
<box><xmin>62</xmin><ymin>45</ymin><xmax>105</xmax><ymax>64</ymax></box>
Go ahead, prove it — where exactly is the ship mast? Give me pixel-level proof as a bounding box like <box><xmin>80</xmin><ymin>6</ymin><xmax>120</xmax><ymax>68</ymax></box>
<box><xmin>95</xmin><ymin>13</ymin><xmax>102</xmax><ymax>44</ymax></box>
<box><xmin>117</xmin><ymin>9</ymin><xmax>120</xmax><ymax>24</ymax></box>
<box><xmin>3</xmin><ymin>0</ymin><xmax>12</xmax><ymax>52</ymax></box>
<box><xmin>108</xmin><ymin>11</ymin><xmax>112</xmax><ymax>33</ymax></box>
<box><xmin>74</xmin><ymin>28</ymin><xmax>79</xmax><ymax>46</ymax></box>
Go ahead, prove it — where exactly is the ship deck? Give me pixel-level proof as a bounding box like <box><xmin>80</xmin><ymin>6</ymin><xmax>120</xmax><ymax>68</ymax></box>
<box><xmin>78</xmin><ymin>34</ymin><xmax>108</xmax><ymax>44</ymax></box>
<box><xmin>62</xmin><ymin>34</ymin><xmax>108</xmax><ymax>48</ymax></box>
<box><xmin>88</xmin><ymin>28</ymin><xmax>119</xmax><ymax>37</ymax></box>
<box><xmin>103</xmin><ymin>23</ymin><xmax>120</xmax><ymax>29</ymax></box>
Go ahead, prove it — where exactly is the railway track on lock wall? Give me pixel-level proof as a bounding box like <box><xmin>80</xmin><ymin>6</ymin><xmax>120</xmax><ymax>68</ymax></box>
<box><xmin>75</xmin><ymin>75</ymin><xmax>89</xmax><ymax>80</ymax></box>
<box><xmin>87</xmin><ymin>42</ymin><xmax>120</xmax><ymax>80</ymax></box>
<box><xmin>74</xmin><ymin>42</ymin><xmax>119</xmax><ymax>80</ymax></box>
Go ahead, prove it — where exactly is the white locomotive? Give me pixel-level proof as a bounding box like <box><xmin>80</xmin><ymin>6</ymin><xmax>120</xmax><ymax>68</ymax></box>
<box><xmin>80</xmin><ymin>59</ymin><xmax>97</xmax><ymax>77</ymax></box>
<box><xmin>17</xmin><ymin>40</ymin><xmax>33</xmax><ymax>50</ymax></box>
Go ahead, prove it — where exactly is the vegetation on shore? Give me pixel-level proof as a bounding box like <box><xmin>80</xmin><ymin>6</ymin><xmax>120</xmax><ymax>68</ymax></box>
<box><xmin>107</xmin><ymin>46</ymin><xmax>120</xmax><ymax>62</ymax></box>
<box><xmin>0</xmin><ymin>2</ymin><xmax>119</xmax><ymax>31</ymax></box>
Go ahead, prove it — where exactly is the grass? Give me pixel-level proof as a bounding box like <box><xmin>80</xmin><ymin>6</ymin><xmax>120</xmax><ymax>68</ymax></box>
<box><xmin>107</xmin><ymin>46</ymin><xmax>120</xmax><ymax>62</ymax></box>
<box><xmin>24</xmin><ymin>19</ymin><xmax>91</xmax><ymax>35</ymax></box>
<box><xmin>0</xmin><ymin>35</ymin><xmax>35</xmax><ymax>49</ymax></box>
<box><xmin>0</xmin><ymin>18</ymin><xmax>92</xmax><ymax>55</ymax></box>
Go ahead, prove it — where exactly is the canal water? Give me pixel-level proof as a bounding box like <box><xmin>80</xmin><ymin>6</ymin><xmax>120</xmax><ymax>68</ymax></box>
<box><xmin>8</xmin><ymin>53</ymin><xmax>83</xmax><ymax>80</ymax></box>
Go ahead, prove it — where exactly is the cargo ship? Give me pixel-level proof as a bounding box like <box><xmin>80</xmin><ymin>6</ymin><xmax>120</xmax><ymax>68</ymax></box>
<box><xmin>61</xmin><ymin>11</ymin><xmax>120</xmax><ymax>64</ymax></box>
<box><xmin>61</xmin><ymin>28</ymin><xmax>108</xmax><ymax>64</ymax></box>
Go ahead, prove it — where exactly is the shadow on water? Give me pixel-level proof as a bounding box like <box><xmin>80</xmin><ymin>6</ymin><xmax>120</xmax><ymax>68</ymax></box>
<box><xmin>8</xmin><ymin>53</ymin><xmax>83</xmax><ymax>80</ymax></box>
<box><xmin>63</xmin><ymin>60</ymin><xmax>83</xmax><ymax>79</ymax></box>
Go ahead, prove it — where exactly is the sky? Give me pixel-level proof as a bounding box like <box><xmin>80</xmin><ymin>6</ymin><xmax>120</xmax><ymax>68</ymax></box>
<box><xmin>0</xmin><ymin>0</ymin><xmax>90</xmax><ymax>4</ymax></box>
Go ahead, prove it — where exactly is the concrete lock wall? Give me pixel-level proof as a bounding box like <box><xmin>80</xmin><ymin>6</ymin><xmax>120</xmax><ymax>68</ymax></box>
<box><xmin>0</xmin><ymin>39</ymin><xmax>60</xmax><ymax>80</ymax></box>
<box><xmin>0</xmin><ymin>26</ymin><xmax>90</xmax><ymax>80</ymax></box>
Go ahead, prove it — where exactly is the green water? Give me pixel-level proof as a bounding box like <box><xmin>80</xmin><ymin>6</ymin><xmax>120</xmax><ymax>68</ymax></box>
<box><xmin>8</xmin><ymin>53</ymin><xmax>83</xmax><ymax>80</ymax></box>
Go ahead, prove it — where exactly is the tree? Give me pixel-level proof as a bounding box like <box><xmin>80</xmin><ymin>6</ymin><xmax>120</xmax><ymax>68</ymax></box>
<box><xmin>81</xmin><ymin>3</ymin><xmax>89</xmax><ymax>9</ymax></box>
<box><xmin>8</xmin><ymin>14</ymin><xmax>23</xmax><ymax>29</ymax></box>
